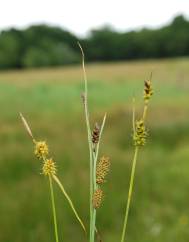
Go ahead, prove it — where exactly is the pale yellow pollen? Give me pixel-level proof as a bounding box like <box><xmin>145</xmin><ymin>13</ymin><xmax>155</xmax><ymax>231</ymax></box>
<box><xmin>34</xmin><ymin>141</ymin><xmax>49</xmax><ymax>159</ymax></box>
<box><xmin>42</xmin><ymin>158</ymin><xmax>57</xmax><ymax>176</ymax></box>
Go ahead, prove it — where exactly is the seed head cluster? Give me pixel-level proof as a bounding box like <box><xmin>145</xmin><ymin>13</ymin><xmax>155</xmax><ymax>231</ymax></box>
<box><xmin>92</xmin><ymin>123</ymin><xmax>100</xmax><ymax>144</ymax></box>
<box><xmin>96</xmin><ymin>156</ymin><xmax>110</xmax><ymax>184</ymax></box>
<box><xmin>133</xmin><ymin>119</ymin><xmax>147</xmax><ymax>146</ymax></box>
<box><xmin>144</xmin><ymin>79</ymin><xmax>153</xmax><ymax>102</ymax></box>
<box><xmin>34</xmin><ymin>141</ymin><xmax>49</xmax><ymax>160</ymax></box>
<box><xmin>42</xmin><ymin>158</ymin><xmax>57</xmax><ymax>176</ymax></box>
<box><xmin>34</xmin><ymin>140</ymin><xmax>57</xmax><ymax>176</ymax></box>
<box><xmin>92</xmin><ymin>188</ymin><xmax>103</xmax><ymax>209</ymax></box>
<box><xmin>93</xmin><ymin>156</ymin><xmax>110</xmax><ymax>209</ymax></box>
<box><xmin>20</xmin><ymin>114</ymin><xmax>57</xmax><ymax>176</ymax></box>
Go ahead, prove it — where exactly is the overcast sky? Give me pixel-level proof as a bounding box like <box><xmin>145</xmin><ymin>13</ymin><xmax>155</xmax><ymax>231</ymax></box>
<box><xmin>1</xmin><ymin>0</ymin><xmax>189</xmax><ymax>36</ymax></box>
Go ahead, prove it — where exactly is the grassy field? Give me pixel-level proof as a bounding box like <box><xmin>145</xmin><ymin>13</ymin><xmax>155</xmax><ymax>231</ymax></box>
<box><xmin>0</xmin><ymin>58</ymin><xmax>189</xmax><ymax>242</ymax></box>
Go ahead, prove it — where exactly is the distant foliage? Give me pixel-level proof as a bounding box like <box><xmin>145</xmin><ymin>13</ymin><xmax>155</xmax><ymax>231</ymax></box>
<box><xmin>0</xmin><ymin>15</ymin><xmax>189</xmax><ymax>69</ymax></box>
<box><xmin>22</xmin><ymin>43</ymin><xmax>79</xmax><ymax>67</ymax></box>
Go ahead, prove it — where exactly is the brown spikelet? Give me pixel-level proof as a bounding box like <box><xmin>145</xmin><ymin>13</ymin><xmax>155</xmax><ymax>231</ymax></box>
<box><xmin>96</xmin><ymin>156</ymin><xmax>110</xmax><ymax>184</ymax></box>
<box><xmin>92</xmin><ymin>188</ymin><xmax>103</xmax><ymax>209</ymax></box>
<box><xmin>92</xmin><ymin>123</ymin><xmax>100</xmax><ymax>144</ymax></box>
<box><xmin>144</xmin><ymin>78</ymin><xmax>153</xmax><ymax>101</ymax></box>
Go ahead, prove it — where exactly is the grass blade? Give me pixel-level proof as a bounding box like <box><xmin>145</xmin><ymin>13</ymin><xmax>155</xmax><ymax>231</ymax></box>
<box><xmin>49</xmin><ymin>175</ymin><xmax>60</xmax><ymax>242</ymax></box>
<box><xmin>53</xmin><ymin>175</ymin><xmax>87</xmax><ymax>234</ymax></box>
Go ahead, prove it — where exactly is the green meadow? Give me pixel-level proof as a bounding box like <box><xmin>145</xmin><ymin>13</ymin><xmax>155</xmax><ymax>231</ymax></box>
<box><xmin>0</xmin><ymin>58</ymin><xmax>189</xmax><ymax>242</ymax></box>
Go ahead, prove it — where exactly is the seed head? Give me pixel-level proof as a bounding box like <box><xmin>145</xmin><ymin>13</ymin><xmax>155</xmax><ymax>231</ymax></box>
<box><xmin>34</xmin><ymin>141</ymin><xmax>49</xmax><ymax>159</ymax></box>
<box><xmin>133</xmin><ymin>119</ymin><xmax>148</xmax><ymax>146</ymax></box>
<box><xmin>96</xmin><ymin>156</ymin><xmax>110</xmax><ymax>184</ymax></box>
<box><xmin>144</xmin><ymin>78</ymin><xmax>153</xmax><ymax>102</ymax></box>
<box><xmin>92</xmin><ymin>188</ymin><xmax>103</xmax><ymax>209</ymax></box>
<box><xmin>92</xmin><ymin>123</ymin><xmax>100</xmax><ymax>144</ymax></box>
<box><xmin>42</xmin><ymin>158</ymin><xmax>57</xmax><ymax>176</ymax></box>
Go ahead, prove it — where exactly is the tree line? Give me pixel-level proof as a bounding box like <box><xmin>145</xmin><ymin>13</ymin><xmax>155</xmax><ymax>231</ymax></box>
<box><xmin>0</xmin><ymin>15</ymin><xmax>188</xmax><ymax>69</ymax></box>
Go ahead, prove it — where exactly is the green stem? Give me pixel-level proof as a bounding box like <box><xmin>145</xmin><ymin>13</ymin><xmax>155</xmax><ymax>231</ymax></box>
<box><xmin>78</xmin><ymin>42</ymin><xmax>93</xmax><ymax>241</ymax></box>
<box><xmin>91</xmin><ymin>114</ymin><xmax>107</xmax><ymax>242</ymax></box>
<box><xmin>120</xmin><ymin>94</ymin><xmax>150</xmax><ymax>242</ymax></box>
<box><xmin>49</xmin><ymin>175</ymin><xmax>60</xmax><ymax>242</ymax></box>
<box><xmin>91</xmin><ymin>149</ymin><xmax>97</xmax><ymax>242</ymax></box>
<box><xmin>143</xmin><ymin>104</ymin><xmax>148</xmax><ymax>120</ymax></box>
<box><xmin>120</xmin><ymin>147</ymin><xmax>139</xmax><ymax>242</ymax></box>
<box><xmin>53</xmin><ymin>175</ymin><xmax>86</xmax><ymax>234</ymax></box>
<box><xmin>78</xmin><ymin>43</ymin><xmax>107</xmax><ymax>242</ymax></box>
<box><xmin>91</xmin><ymin>209</ymin><xmax>97</xmax><ymax>241</ymax></box>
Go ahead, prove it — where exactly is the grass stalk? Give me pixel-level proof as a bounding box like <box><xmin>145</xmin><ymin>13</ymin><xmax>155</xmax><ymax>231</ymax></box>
<box><xmin>91</xmin><ymin>114</ymin><xmax>107</xmax><ymax>242</ymax></box>
<box><xmin>143</xmin><ymin>104</ymin><xmax>148</xmax><ymax>120</ymax></box>
<box><xmin>53</xmin><ymin>175</ymin><xmax>86</xmax><ymax>234</ymax></box>
<box><xmin>49</xmin><ymin>175</ymin><xmax>60</xmax><ymax>242</ymax></box>
<box><xmin>120</xmin><ymin>146</ymin><xmax>139</xmax><ymax>242</ymax></box>
<box><xmin>121</xmin><ymin>95</ymin><xmax>150</xmax><ymax>242</ymax></box>
<box><xmin>78</xmin><ymin>42</ymin><xmax>94</xmax><ymax>241</ymax></box>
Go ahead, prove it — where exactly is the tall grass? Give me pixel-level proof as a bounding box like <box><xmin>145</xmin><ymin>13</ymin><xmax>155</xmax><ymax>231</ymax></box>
<box><xmin>120</xmin><ymin>76</ymin><xmax>153</xmax><ymax>242</ymax></box>
<box><xmin>78</xmin><ymin>43</ymin><xmax>108</xmax><ymax>242</ymax></box>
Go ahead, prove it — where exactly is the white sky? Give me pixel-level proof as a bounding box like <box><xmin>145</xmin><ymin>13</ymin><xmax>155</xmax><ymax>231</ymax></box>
<box><xmin>1</xmin><ymin>0</ymin><xmax>189</xmax><ymax>36</ymax></box>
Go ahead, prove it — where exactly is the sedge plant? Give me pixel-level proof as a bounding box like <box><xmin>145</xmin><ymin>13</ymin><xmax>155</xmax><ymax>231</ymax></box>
<box><xmin>20</xmin><ymin>113</ymin><xmax>86</xmax><ymax>242</ymax></box>
<box><xmin>120</xmin><ymin>74</ymin><xmax>153</xmax><ymax>242</ymax></box>
<box><xmin>78</xmin><ymin>43</ymin><xmax>110</xmax><ymax>242</ymax></box>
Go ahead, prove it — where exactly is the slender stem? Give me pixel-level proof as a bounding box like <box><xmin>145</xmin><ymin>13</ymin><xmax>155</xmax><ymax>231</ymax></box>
<box><xmin>91</xmin><ymin>209</ymin><xmax>97</xmax><ymax>241</ymax></box>
<box><xmin>91</xmin><ymin>113</ymin><xmax>107</xmax><ymax>242</ymax></box>
<box><xmin>143</xmin><ymin>104</ymin><xmax>148</xmax><ymax>120</ymax></box>
<box><xmin>92</xmin><ymin>114</ymin><xmax>107</xmax><ymax>191</ymax></box>
<box><xmin>120</xmin><ymin>147</ymin><xmax>139</xmax><ymax>242</ymax></box>
<box><xmin>53</xmin><ymin>175</ymin><xmax>86</xmax><ymax>234</ymax></box>
<box><xmin>79</xmin><ymin>43</ymin><xmax>107</xmax><ymax>242</ymax></box>
<box><xmin>91</xmin><ymin>149</ymin><xmax>97</xmax><ymax>242</ymax></box>
<box><xmin>78</xmin><ymin>42</ymin><xmax>93</xmax><ymax>241</ymax></box>
<box><xmin>49</xmin><ymin>175</ymin><xmax>60</xmax><ymax>242</ymax></box>
<box><xmin>121</xmin><ymin>98</ymin><xmax>149</xmax><ymax>242</ymax></box>
<box><xmin>132</xmin><ymin>98</ymin><xmax>136</xmax><ymax>133</ymax></box>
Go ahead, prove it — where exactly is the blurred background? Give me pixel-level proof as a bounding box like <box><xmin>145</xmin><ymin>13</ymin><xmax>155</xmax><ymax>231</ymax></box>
<box><xmin>0</xmin><ymin>1</ymin><xmax>189</xmax><ymax>242</ymax></box>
